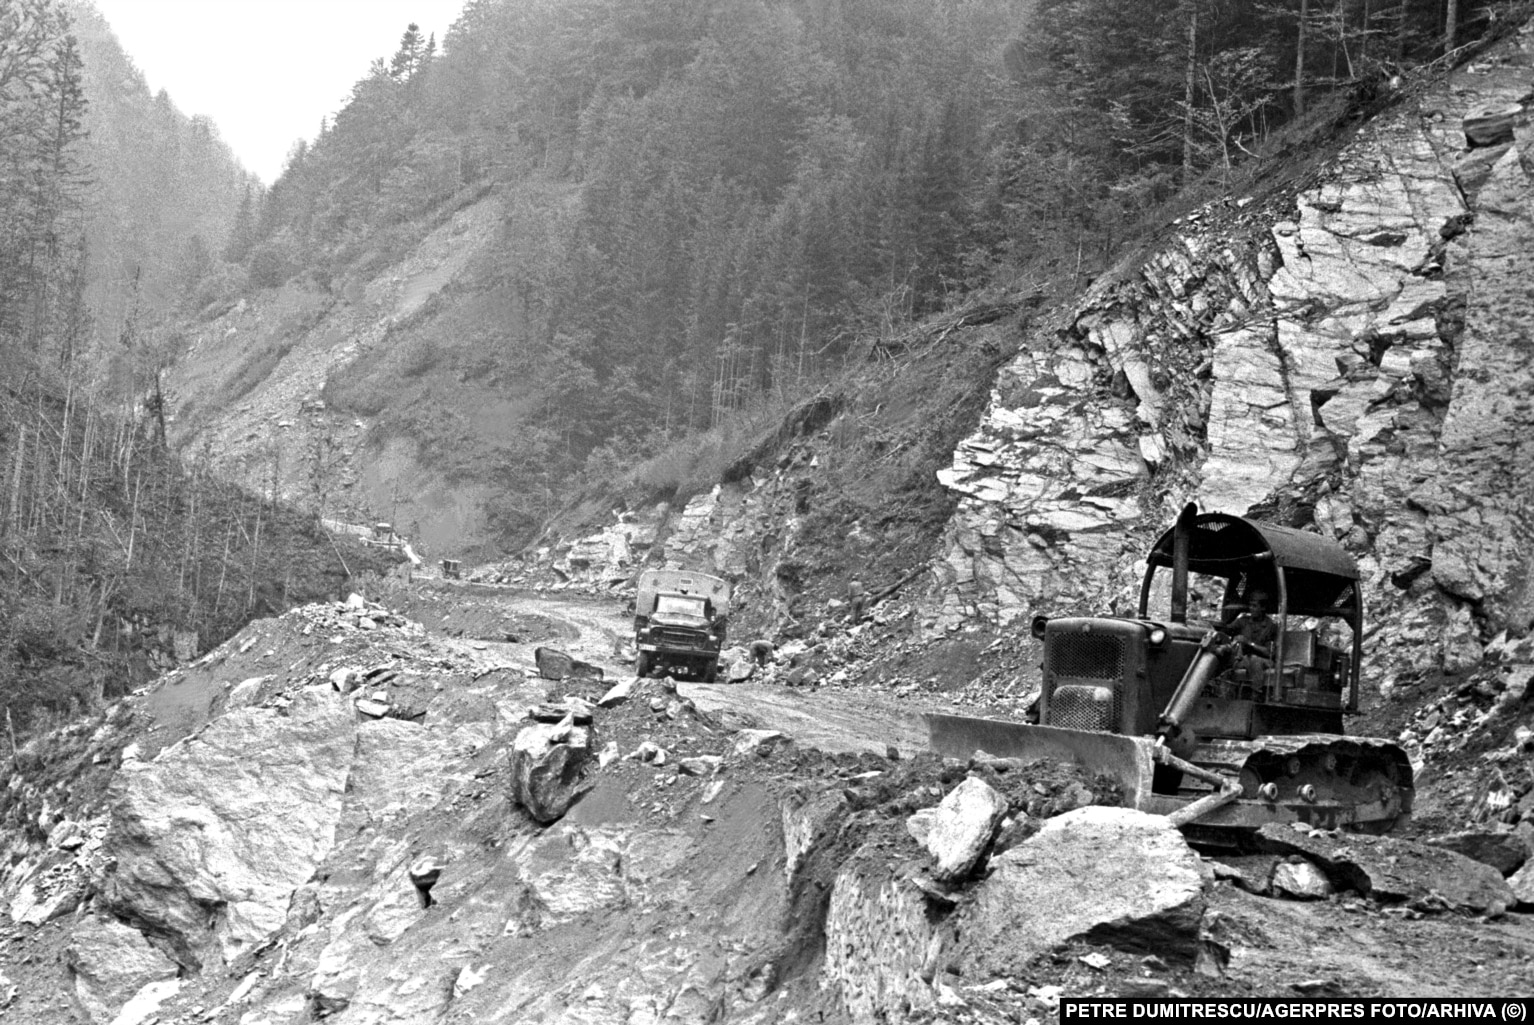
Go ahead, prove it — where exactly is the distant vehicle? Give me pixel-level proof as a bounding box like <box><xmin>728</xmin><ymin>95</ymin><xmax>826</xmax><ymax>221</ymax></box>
<box><xmin>364</xmin><ymin>523</ymin><xmax>404</xmax><ymax>549</ymax></box>
<box><xmin>929</xmin><ymin>505</ymin><xmax>1413</xmax><ymax>837</ymax></box>
<box><xmin>633</xmin><ymin>570</ymin><xmax>731</xmax><ymax>681</ymax></box>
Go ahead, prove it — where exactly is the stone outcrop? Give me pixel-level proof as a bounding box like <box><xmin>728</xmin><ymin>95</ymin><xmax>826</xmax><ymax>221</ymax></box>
<box><xmin>933</xmin><ymin>22</ymin><xmax>1534</xmax><ymax>690</ymax></box>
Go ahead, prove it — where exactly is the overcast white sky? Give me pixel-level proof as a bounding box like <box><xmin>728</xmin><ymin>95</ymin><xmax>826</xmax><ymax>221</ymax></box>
<box><xmin>92</xmin><ymin>0</ymin><xmax>469</xmax><ymax>184</ymax></box>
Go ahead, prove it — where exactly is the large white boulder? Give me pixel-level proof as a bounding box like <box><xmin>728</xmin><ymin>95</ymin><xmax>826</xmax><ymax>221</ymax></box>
<box><xmin>924</xmin><ymin>776</ymin><xmax>1008</xmax><ymax>882</ymax></box>
<box><xmin>95</xmin><ymin>686</ymin><xmax>356</xmax><ymax>969</ymax></box>
<box><xmin>956</xmin><ymin>806</ymin><xmax>1208</xmax><ymax>972</ymax></box>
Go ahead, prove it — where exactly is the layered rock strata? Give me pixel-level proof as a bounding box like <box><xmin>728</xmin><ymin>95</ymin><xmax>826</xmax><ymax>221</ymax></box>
<box><xmin>935</xmin><ymin>23</ymin><xmax>1534</xmax><ymax>687</ymax></box>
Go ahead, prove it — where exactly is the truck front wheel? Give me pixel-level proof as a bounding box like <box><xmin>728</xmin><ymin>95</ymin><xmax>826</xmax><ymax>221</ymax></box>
<box><xmin>702</xmin><ymin>660</ymin><xmax>718</xmax><ymax>683</ymax></box>
<box><xmin>636</xmin><ymin>653</ymin><xmax>651</xmax><ymax>678</ymax></box>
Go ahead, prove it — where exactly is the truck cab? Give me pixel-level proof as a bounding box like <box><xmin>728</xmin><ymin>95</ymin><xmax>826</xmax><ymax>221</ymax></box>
<box><xmin>634</xmin><ymin>570</ymin><xmax>731</xmax><ymax>681</ymax></box>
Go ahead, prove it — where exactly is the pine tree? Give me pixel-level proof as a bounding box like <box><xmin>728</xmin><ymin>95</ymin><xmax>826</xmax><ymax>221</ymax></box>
<box><xmin>224</xmin><ymin>182</ymin><xmax>256</xmax><ymax>263</ymax></box>
<box><xmin>390</xmin><ymin>23</ymin><xmax>426</xmax><ymax>81</ymax></box>
<box><xmin>0</xmin><ymin>0</ymin><xmax>90</xmax><ymax>356</ymax></box>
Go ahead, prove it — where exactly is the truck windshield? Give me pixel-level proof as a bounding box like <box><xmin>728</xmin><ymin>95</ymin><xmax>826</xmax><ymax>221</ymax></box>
<box><xmin>655</xmin><ymin>595</ymin><xmax>707</xmax><ymax>617</ymax></box>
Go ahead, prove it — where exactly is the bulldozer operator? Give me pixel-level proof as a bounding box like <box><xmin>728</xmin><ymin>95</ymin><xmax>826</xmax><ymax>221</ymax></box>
<box><xmin>1228</xmin><ymin>587</ymin><xmax>1277</xmax><ymax>683</ymax></box>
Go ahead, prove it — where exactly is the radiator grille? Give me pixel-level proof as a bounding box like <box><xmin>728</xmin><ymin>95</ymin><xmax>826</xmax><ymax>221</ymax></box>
<box><xmin>1049</xmin><ymin>632</ymin><xmax>1125</xmax><ymax>680</ymax></box>
<box><xmin>654</xmin><ymin>628</ymin><xmax>707</xmax><ymax>648</ymax></box>
<box><xmin>1049</xmin><ymin>684</ymin><xmax>1119</xmax><ymax>731</ymax></box>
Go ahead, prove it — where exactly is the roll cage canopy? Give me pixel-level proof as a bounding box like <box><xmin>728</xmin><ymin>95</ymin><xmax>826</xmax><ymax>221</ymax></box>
<box><xmin>1140</xmin><ymin>513</ymin><xmax>1360</xmax><ymax>623</ymax></box>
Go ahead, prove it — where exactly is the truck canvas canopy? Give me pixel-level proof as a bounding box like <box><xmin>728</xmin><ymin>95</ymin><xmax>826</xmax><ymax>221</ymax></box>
<box><xmin>636</xmin><ymin>570</ymin><xmax>731</xmax><ymax>612</ymax></box>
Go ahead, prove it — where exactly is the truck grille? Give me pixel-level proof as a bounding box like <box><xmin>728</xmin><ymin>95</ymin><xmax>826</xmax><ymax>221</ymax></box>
<box><xmin>1050</xmin><ymin>684</ymin><xmax>1119</xmax><ymax>732</ymax></box>
<box><xmin>653</xmin><ymin>628</ymin><xmax>707</xmax><ymax>648</ymax></box>
<box><xmin>1049</xmin><ymin>633</ymin><xmax>1124</xmax><ymax>680</ymax></box>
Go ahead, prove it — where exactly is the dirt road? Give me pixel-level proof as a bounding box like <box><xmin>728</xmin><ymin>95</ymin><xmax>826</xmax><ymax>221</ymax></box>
<box><xmin>392</xmin><ymin>581</ymin><xmax>956</xmax><ymax>757</ymax></box>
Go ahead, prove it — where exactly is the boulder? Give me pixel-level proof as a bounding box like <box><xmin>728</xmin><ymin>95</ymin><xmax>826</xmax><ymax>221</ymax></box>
<box><xmin>678</xmin><ymin>755</ymin><xmax>723</xmax><ymax>776</ymax></box>
<box><xmin>955</xmin><ymin>807</ymin><xmax>1208</xmax><ymax>974</ymax></box>
<box><xmin>1425</xmin><ymin>830</ymin><xmax>1529</xmax><ymax>876</ymax></box>
<box><xmin>733</xmin><ymin>729</ymin><xmax>788</xmax><ymax>757</ymax></box>
<box><xmin>925</xmin><ymin>776</ymin><xmax>1008</xmax><ymax>882</ymax></box>
<box><xmin>227</xmin><ymin>675</ymin><xmax>265</xmax><ymax>707</ymax></box>
<box><xmin>96</xmin><ymin>686</ymin><xmax>356</xmax><ymax>969</ymax></box>
<box><xmin>786</xmin><ymin>667</ymin><xmax>819</xmax><ymax>688</ymax></box>
<box><xmin>1507</xmin><ymin>859</ymin><xmax>1534</xmax><ymax>907</ymax></box>
<box><xmin>906</xmin><ymin>807</ymin><xmax>938</xmax><ymax>847</ymax></box>
<box><xmin>534</xmin><ymin>646</ymin><xmax>575</xmax><ymax>680</ymax></box>
<box><xmin>1254</xmin><ymin>825</ymin><xmax>1513</xmax><ymax>912</ymax></box>
<box><xmin>64</xmin><ymin>915</ymin><xmax>179</xmax><ymax>1024</ymax></box>
<box><xmin>510</xmin><ymin>721</ymin><xmax>594</xmax><ymax>824</ymax></box>
<box><xmin>1271</xmin><ymin>859</ymin><xmax>1335</xmax><ymax>900</ymax></box>
<box><xmin>596</xmin><ymin>677</ymin><xmax>635</xmax><ymax>707</ymax></box>
<box><xmin>534</xmin><ymin>646</ymin><xmax>604</xmax><ymax>683</ymax></box>
<box><xmin>1463</xmin><ymin>103</ymin><xmax>1522</xmax><ymax>147</ymax></box>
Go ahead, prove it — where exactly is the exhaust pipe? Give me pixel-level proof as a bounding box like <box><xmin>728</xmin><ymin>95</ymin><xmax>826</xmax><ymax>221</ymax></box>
<box><xmin>1169</xmin><ymin>502</ymin><xmax>1196</xmax><ymax>624</ymax></box>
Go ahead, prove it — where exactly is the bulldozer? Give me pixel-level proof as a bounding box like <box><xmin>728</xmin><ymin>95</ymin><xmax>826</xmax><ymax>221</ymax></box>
<box><xmin>928</xmin><ymin>505</ymin><xmax>1413</xmax><ymax>838</ymax></box>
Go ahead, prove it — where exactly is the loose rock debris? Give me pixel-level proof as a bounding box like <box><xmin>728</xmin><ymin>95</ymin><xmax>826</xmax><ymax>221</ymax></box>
<box><xmin>2</xmin><ymin>587</ymin><xmax>1534</xmax><ymax>1025</ymax></box>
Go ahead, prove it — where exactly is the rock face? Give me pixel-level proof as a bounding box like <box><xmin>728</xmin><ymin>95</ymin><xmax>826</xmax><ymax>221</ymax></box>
<box><xmin>933</xmin><ymin>23</ymin><xmax>1534</xmax><ymax>687</ymax></box>
<box><xmin>95</xmin><ymin>686</ymin><xmax>356</xmax><ymax>969</ymax></box>
<box><xmin>956</xmin><ymin>806</ymin><xmax>1208</xmax><ymax>972</ymax></box>
<box><xmin>823</xmin><ymin>857</ymin><xmax>943</xmax><ymax>1023</ymax></box>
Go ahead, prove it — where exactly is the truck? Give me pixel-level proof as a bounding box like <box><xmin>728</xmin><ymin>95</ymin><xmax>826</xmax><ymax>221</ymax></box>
<box><xmin>928</xmin><ymin>505</ymin><xmax>1413</xmax><ymax>837</ymax></box>
<box><xmin>633</xmin><ymin>569</ymin><xmax>731</xmax><ymax>681</ymax></box>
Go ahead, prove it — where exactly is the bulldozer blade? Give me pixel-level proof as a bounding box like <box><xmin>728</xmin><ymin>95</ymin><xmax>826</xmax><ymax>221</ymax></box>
<box><xmin>924</xmin><ymin>714</ymin><xmax>1158</xmax><ymax>812</ymax></box>
<box><xmin>924</xmin><ymin>713</ymin><xmax>1413</xmax><ymax>834</ymax></box>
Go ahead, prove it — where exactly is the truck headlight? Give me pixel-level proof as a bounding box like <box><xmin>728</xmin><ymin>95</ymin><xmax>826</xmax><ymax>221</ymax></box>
<box><xmin>1147</xmin><ymin>627</ymin><xmax>1168</xmax><ymax>648</ymax></box>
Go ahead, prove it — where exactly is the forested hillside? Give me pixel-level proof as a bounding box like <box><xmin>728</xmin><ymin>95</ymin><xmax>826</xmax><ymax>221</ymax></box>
<box><xmin>64</xmin><ymin>0</ymin><xmax>253</xmax><ymax>372</ymax></box>
<box><xmin>1</xmin><ymin>0</ymin><xmax>387</xmax><ymax>728</ymax></box>
<box><xmin>200</xmin><ymin>0</ymin><xmax>1515</xmax><ymax>547</ymax></box>
<box><xmin>5</xmin><ymin>0</ymin><xmax>1519</xmax><ymax>719</ymax></box>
